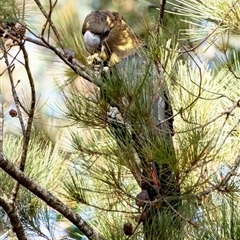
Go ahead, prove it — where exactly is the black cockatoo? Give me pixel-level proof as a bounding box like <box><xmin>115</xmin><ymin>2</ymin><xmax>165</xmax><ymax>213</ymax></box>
<box><xmin>82</xmin><ymin>10</ymin><xmax>143</xmax><ymax>66</ymax></box>
<box><xmin>82</xmin><ymin>10</ymin><xmax>181</xmax><ymax>238</ymax></box>
<box><xmin>82</xmin><ymin>10</ymin><xmax>174</xmax><ymax>136</ymax></box>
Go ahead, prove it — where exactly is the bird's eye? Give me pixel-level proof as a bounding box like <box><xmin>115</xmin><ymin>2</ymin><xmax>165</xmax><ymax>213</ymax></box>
<box><xmin>103</xmin><ymin>28</ymin><xmax>110</xmax><ymax>37</ymax></box>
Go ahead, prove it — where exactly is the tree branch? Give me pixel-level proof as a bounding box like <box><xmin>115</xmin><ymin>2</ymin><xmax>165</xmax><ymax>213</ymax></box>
<box><xmin>197</xmin><ymin>153</ymin><xmax>240</xmax><ymax>198</ymax></box>
<box><xmin>0</xmin><ymin>152</ymin><xmax>105</xmax><ymax>240</ymax></box>
<box><xmin>0</xmin><ymin>197</ymin><xmax>28</xmax><ymax>240</ymax></box>
<box><xmin>156</xmin><ymin>0</ymin><xmax>167</xmax><ymax>33</ymax></box>
<box><xmin>34</xmin><ymin>0</ymin><xmax>64</xmax><ymax>49</ymax></box>
<box><xmin>19</xmin><ymin>44</ymin><xmax>36</xmax><ymax>172</ymax></box>
<box><xmin>1</xmin><ymin>40</ymin><xmax>26</xmax><ymax>136</ymax></box>
<box><xmin>10</xmin><ymin>43</ymin><xmax>37</xmax><ymax>203</ymax></box>
<box><xmin>0</xmin><ymin>89</ymin><xmax>3</xmax><ymax>152</ymax></box>
<box><xmin>25</xmin><ymin>35</ymin><xmax>93</xmax><ymax>83</ymax></box>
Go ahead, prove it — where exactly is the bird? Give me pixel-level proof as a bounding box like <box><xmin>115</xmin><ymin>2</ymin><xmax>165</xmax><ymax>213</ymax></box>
<box><xmin>82</xmin><ymin>10</ymin><xmax>173</xmax><ymax>134</ymax></box>
<box><xmin>82</xmin><ymin>10</ymin><xmax>181</xmax><ymax>238</ymax></box>
<box><xmin>82</xmin><ymin>10</ymin><xmax>144</xmax><ymax>67</ymax></box>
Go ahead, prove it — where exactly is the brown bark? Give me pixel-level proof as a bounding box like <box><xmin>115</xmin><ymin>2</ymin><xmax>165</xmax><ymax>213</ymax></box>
<box><xmin>0</xmin><ymin>153</ymin><xmax>104</xmax><ymax>240</ymax></box>
<box><xmin>0</xmin><ymin>197</ymin><xmax>27</xmax><ymax>240</ymax></box>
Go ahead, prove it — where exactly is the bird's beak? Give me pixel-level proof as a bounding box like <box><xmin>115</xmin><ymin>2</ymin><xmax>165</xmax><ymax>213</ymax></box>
<box><xmin>83</xmin><ymin>30</ymin><xmax>100</xmax><ymax>54</ymax></box>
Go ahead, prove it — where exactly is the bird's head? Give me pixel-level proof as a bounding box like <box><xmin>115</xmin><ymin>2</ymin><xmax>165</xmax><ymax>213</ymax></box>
<box><xmin>82</xmin><ymin>10</ymin><xmax>143</xmax><ymax>66</ymax></box>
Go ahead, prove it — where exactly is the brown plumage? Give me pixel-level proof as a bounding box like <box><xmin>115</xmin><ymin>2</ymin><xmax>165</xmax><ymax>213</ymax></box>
<box><xmin>82</xmin><ymin>10</ymin><xmax>143</xmax><ymax>66</ymax></box>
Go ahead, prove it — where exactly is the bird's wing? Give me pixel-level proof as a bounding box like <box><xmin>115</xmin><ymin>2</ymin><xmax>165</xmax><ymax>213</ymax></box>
<box><xmin>109</xmin><ymin>50</ymin><xmax>174</xmax><ymax>137</ymax></box>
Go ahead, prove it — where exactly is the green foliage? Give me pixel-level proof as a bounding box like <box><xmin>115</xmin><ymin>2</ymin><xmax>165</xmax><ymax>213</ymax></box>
<box><xmin>0</xmin><ymin>0</ymin><xmax>23</xmax><ymax>22</ymax></box>
<box><xmin>52</xmin><ymin>3</ymin><xmax>88</xmax><ymax>85</ymax></box>
<box><xmin>0</xmin><ymin>127</ymin><xmax>71</xmax><ymax>238</ymax></box>
<box><xmin>168</xmin><ymin>0</ymin><xmax>240</xmax><ymax>43</ymax></box>
<box><xmin>1</xmin><ymin>0</ymin><xmax>240</xmax><ymax>239</ymax></box>
<box><xmin>53</xmin><ymin>5</ymin><xmax>87</xmax><ymax>64</ymax></box>
<box><xmin>61</xmin><ymin>13</ymin><xmax>240</xmax><ymax>238</ymax></box>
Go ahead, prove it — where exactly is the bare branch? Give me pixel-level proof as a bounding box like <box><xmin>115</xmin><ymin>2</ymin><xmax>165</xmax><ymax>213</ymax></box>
<box><xmin>156</xmin><ymin>0</ymin><xmax>167</xmax><ymax>32</ymax></box>
<box><xmin>0</xmin><ymin>197</ymin><xmax>28</xmax><ymax>240</ymax></box>
<box><xmin>19</xmin><ymin>44</ymin><xmax>36</xmax><ymax>171</ymax></box>
<box><xmin>177</xmin><ymin>0</ymin><xmax>240</xmax><ymax>54</ymax></box>
<box><xmin>0</xmin><ymin>89</ymin><xmax>3</xmax><ymax>152</ymax></box>
<box><xmin>24</xmin><ymin>35</ymin><xmax>94</xmax><ymax>83</ymax></box>
<box><xmin>197</xmin><ymin>153</ymin><xmax>240</xmax><ymax>198</ymax></box>
<box><xmin>1</xmin><ymin>41</ymin><xmax>26</xmax><ymax>136</ymax></box>
<box><xmin>10</xmin><ymin>43</ymin><xmax>36</xmax><ymax>203</ymax></box>
<box><xmin>34</xmin><ymin>0</ymin><xmax>64</xmax><ymax>49</ymax></box>
<box><xmin>24</xmin><ymin>36</ymin><xmax>48</xmax><ymax>48</ymax></box>
<box><xmin>0</xmin><ymin>152</ymin><xmax>105</xmax><ymax>240</ymax></box>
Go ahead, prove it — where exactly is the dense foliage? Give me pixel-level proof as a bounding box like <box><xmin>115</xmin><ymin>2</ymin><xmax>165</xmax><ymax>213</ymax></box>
<box><xmin>0</xmin><ymin>0</ymin><xmax>239</xmax><ymax>239</ymax></box>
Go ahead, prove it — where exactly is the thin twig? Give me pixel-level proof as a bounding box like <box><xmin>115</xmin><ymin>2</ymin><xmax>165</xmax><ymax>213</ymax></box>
<box><xmin>34</xmin><ymin>0</ymin><xmax>64</xmax><ymax>49</ymax></box>
<box><xmin>25</xmin><ymin>35</ymin><xmax>93</xmax><ymax>83</ymax></box>
<box><xmin>19</xmin><ymin>44</ymin><xmax>36</xmax><ymax>171</ymax></box>
<box><xmin>163</xmin><ymin>198</ymin><xmax>199</xmax><ymax>228</ymax></box>
<box><xmin>0</xmin><ymin>62</ymin><xmax>14</xmax><ymax>76</ymax></box>
<box><xmin>10</xmin><ymin>43</ymin><xmax>36</xmax><ymax>203</ymax></box>
<box><xmin>177</xmin><ymin>0</ymin><xmax>240</xmax><ymax>54</ymax></box>
<box><xmin>197</xmin><ymin>153</ymin><xmax>240</xmax><ymax>198</ymax></box>
<box><xmin>156</xmin><ymin>0</ymin><xmax>167</xmax><ymax>33</ymax></box>
<box><xmin>1</xmin><ymin>42</ymin><xmax>26</xmax><ymax>136</ymax></box>
<box><xmin>0</xmin><ymin>77</ymin><xmax>3</xmax><ymax>152</ymax></box>
<box><xmin>40</xmin><ymin>0</ymin><xmax>57</xmax><ymax>40</ymax></box>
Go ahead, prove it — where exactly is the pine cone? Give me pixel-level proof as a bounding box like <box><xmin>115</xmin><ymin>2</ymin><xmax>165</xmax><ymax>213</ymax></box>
<box><xmin>14</xmin><ymin>22</ymin><xmax>26</xmax><ymax>38</ymax></box>
<box><xmin>123</xmin><ymin>222</ymin><xmax>133</xmax><ymax>236</ymax></box>
<box><xmin>135</xmin><ymin>190</ymin><xmax>149</xmax><ymax>207</ymax></box>
<box><xmin>139</xmin><ymin>211</ymin><xmax>148</xmax><ymax>223</ymax></box>
<box><xmin>9</xmin><ymin>109</ymin><xmax>18</xmax><ymax>117</ymax></box>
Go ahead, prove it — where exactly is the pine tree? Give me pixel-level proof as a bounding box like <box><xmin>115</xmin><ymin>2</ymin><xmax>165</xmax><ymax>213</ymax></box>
<box><xmin>0</xmin><ymin>0</ymin><xmax>239</xmax><ymax>239</ymax></box>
